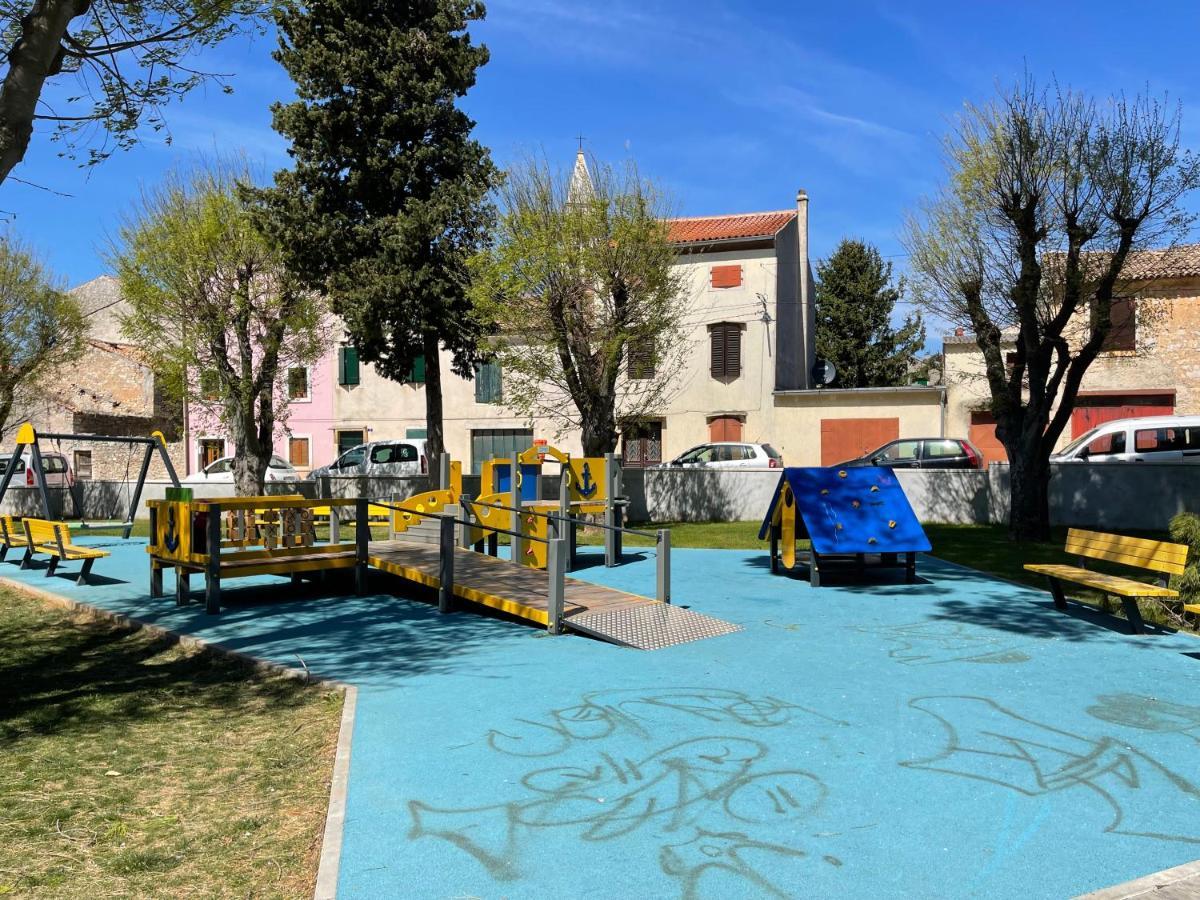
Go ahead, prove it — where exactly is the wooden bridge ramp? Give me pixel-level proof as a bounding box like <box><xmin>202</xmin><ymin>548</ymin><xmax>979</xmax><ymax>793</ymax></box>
<box><xmin>366</xmin><ymin>539</ymin><xmax>740</xmax><ymax>651</ymax></box>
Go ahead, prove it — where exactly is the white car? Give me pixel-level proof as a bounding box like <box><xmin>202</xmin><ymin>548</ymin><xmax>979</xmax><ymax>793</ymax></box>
<box><xmin>1052</xmin><ymin>415</ymin><xmax>1200</xmax><ymax>464</ymax></box>
<box><xmin>184</xmin><ymin>455</ymin><xmax>299</xmax><ymax>484</ymax></box>
<box><xmin>308</xmin><ymin>439</ymin><xmax>429</xmax><ymax>480</ymax></box>
<box><xmin>0</xmin><ymin>451</ymin><xmax>74</xmax><ymax>488</ymax></box>
<box><xmin>658</xmin><ymin>442</ymin><xmax>783</xmax><ymax>469</ymax></box>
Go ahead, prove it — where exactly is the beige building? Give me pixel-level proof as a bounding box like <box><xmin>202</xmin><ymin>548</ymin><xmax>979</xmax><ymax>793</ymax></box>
<box><xmin>943</xmin><ymin>245</ymin><xmax>1200</xmax><ymax>464</ymax></box>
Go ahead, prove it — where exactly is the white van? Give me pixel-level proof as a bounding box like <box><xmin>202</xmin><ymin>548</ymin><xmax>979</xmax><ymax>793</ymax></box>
<box><xmin>1052</xmin><ymin>415</ymin><xmax>1200</xmax><ymax>464</ymax></box>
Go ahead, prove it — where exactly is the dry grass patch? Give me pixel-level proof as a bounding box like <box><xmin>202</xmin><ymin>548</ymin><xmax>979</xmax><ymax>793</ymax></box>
<box><xmin>0</xmin><ymin>589</ymin><xmax>343</xmax><ymax>898</ymax></box>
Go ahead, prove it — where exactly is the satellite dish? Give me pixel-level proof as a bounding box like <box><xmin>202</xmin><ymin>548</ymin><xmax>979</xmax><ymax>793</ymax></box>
<box><xmin>811</xmin><ymin>358</ymin><xmax>836</xmax><ymax>387</ymax></box>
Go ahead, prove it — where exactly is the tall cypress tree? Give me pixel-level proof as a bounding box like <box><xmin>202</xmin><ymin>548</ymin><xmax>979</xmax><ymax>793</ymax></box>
<box><xmin>253</xmin><ymin>0</ymin><xmax>499</xmax><ymax>460</ymax></box>
<box><xmin>814</xmin><ymin>239</ymin><xmax>925</xmax><ymax>388</ymax></box>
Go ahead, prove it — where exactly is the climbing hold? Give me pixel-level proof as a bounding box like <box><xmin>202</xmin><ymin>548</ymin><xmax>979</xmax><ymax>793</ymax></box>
<box><xmin>835</xmin><ymin>523</ymin><xmax>843</xmax><ymax>531</ymax></box>
<box><xmin>870</xmin><ymin>485</ymin><xmax>880</xmax><ymax>493</ymax></box>
<box><xmin>838</xmin><ymin>470</ymin><xmax>848</xmax><ymax>478</ymax></box>
<box><xmin>851</xmin><ymin>499</ymin><xmax>861</xmax><ymax>509</ymax></box>
<box><xmin>868</xmin><ymin>537</ymin><xmax>878</xmax><ymax>545</ymax></box>
<box><xmin>888</xmin><ymin>520</ymin><xmax>897</xmax><ymax>529</ymax></box>
<box><xmin>820</xmin><ymin>488</ymin><xmax>829</xmax><ymax>495</ymax></box>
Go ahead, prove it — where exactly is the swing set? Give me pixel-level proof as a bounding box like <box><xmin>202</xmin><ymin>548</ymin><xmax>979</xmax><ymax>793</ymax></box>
<box><xmin>0</xmin><ymin>422</ymin><xmax>181</xmax><ymax>539</ymax></box>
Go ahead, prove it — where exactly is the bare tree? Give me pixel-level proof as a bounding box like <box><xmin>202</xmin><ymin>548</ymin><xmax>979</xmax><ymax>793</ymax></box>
<box><xmin>0</xmin><ymin>1</ymin><xmax>268</xmax><ymax>186</ymax></box>
<box><xmin>906</xmin><ymin>77</ymin><xmax>1200</xmax><ymax>540</ymax></box>
<box><xmin>471</xmin><ymin>154</ymin><xmax>687</xmax><ymax>455</ymax></box>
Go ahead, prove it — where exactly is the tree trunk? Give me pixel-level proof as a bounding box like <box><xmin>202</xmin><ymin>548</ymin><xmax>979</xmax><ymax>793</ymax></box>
<box><xmin>1007</xmin><ymin>449</ymin><xmax>1051</xmax><ymax>542</ymax></box>
<box><xmin>422</xmin><ymin>332</ymin><xmax>444</xmax><ymax>463</ymax></box>
<box><xmin>580</xmin><ymin>407</ymin><xmax>618</xmax><ymax>458</ymax></box>
<box><xmin>228</xmin><ymin>405</ymin><xmax>270</xmax><ymax>497</ymax></box>
<box><xmin>0</xmin><ymin>0</ymin><xmax>89</xmax><ymax>187</ymax></box>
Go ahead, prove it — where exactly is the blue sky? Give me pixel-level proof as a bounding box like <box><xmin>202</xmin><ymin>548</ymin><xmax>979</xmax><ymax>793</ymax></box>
<box><xmin>8</xmin><ymin>0</ymin><xmax>1200</xmax><ymax>308</ymax></box>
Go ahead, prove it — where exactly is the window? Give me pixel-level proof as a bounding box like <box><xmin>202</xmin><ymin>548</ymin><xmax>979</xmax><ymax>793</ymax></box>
<box><xmin>337</xmin><ymin>430</ymin><xmax>365</xmax><ymax>456</ymax></box>
<box><xmin>708</xmin><ymin>415</ymin><xmax>743</xmax><ymax>442</ymax></box>
<box><xmin>709</xmin><ymin>323</ymin><xmax>743</xmax><ymax>379</ymax></box>
<box><xmin>1101</xmin><ymin>298</ymin><xmax>1137</xmax><ymax>352</ymax></box>
<box><xmin>677</xmin><ymin>445</ymin><xmax>716</xmax><ymax>464</ymax></box>
<box><xmin>880</xmin><ymin>440</ymin><xmax>921</xmax><ymax>463</ymax></box>
<box><xmin>475</xmin><ymin>360</ymin><xmax>502</xmax><ymax>403</ymax></box>
<box><xmin>74</xmin><ymin>450</ymin><xmax>93</xmax><ymax>481</ymax></box>
<box><xmin>406</xmin><ymin>428</ymin><xmax>427</xmax><ymax>439</ymax></box>
<box><xmin>370</xmin><ymin>443</ymin><xmax>418</xmax><ymax>464</ymax></box>
<box><xmin>627</xmin><ymin>338</ymin><xmax>655</xmax><ymax>380</ymax></box>
<box><xmin>923</xmin><ymin>439</ymin><xmax>964</xmax><ymax>459</ymax></box>
<box><xmin>408</xmin><ymin>355</ymin><xmax>426</xmax><ymax>384</ymax></box>
<box><xmin>41</xmin><ymin>456</ymin><xmax>67</xmax><ymax>474</ymax></box>
<box><xmin>287</xmin><ymin>367</ymin><xmax>310</xmax><ymax>400</ymax></box>
<box><xmin>206</xmin><ymin>458</ymin><xmax>232</xmax><ymax>475</ymax></box>
<box><xmin>1083</xmin><ymin>431</ymin><xmax>1126</xmax><ymax>457</ymax></box>
<box><xmin>622</xmin><ymin>422</ymin><xmax>662</xmax><ymax>468</ymax></box>
<box><xmin>1133</xmin><ymin>428</ymin><xmax>1197</xmax><ymax>453</ymax></box>
<box><xmin>470</xmin><ymin>428</ymin><xmax>533</xmax><ymax>474</ymax></box>
<box><xmin>339</xmin><ymin>347</ymin><xmax>360</xmax><ymax>386</ymax></box>
<box><xmin>199</xmin><ymin>439</ymin><xmax>224</xmax><ymax>468</ymax></box>
<box><xmin>710</xmin><ymin>265</ymin><xmax>742</xmax><ymax>289</ymax></box>
<box><xmin>200</xmin><ymin>371</ymin><xmax>220</xmax><ymax>400</ymax></box>
<box><xmin>0</xmin><ymin>457</ymin><xmax>24</xmax><ymax>474</ymax></box>
<box><xmin>332</xmin><ymin>446</ymin><xmax>366</xmax><ymax>469</ymax></box>
<box><xmin>288</xmin><ymin>437</ymin><xmax>310</xmax><ymax>468</ymax></box>
<box><xmin>270</xmin><ymin>455</ymin><xmax>293</xmax><ymax>469</ymax></box>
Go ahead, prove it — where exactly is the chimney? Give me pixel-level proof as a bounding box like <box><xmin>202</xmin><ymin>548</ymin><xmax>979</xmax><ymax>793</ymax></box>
<box><xmin>955</xmin><ymin>327</ymin><xmax>964</xmax><ymax>336</ymax></box>
<box><xmin>797</xmin><ymin>189</ymin><xmax>815</xmax><ymax>388</ymax></box>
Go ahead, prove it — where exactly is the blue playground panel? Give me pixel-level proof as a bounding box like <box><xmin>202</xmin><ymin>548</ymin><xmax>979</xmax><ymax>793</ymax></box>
<box><xmin>3</xmin><ymin>537</ymin><xmax>1200</xmax><ymax>899</ymax></box>
<box><xmin>494</xmin><ymin>462</ymin><xmax>541</xmax><ymax>502</ymax></box>
<box><xmin>760</xmin><ymin>466</ymin><xmax>931</xmax><ymax>555</ymax></box>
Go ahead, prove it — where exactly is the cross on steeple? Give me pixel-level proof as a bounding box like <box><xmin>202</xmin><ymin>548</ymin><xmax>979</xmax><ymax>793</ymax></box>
<box><xmin>576</xmin><ymin>134</ymin><xmax>586</xmax><ymax>151</ymax></box>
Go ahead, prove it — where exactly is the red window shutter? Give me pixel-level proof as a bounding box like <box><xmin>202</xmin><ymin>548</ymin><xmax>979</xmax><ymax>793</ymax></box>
<box><xmin>711</xmin><ymin>265</ymin><xmax>742</xmax><ymax>289</ymax></box>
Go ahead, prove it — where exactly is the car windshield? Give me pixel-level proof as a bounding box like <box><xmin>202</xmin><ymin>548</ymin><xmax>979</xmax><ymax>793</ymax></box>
<box><xmin>1058</xmin><ymin>428</ymin><xmax>1100</xmax><ymax>457</ymax></box>
<box><xmin>0</xmin><ymin>457</ymin><xmax>22</xmax><ymax>474</ymax></box>
<box><xmin>269</xmin><ymin>456</ymin><xmax>293</xmax><ymax>469</ymax></box>
<box><xmin>334</xmin><ymin>447</ymin><xmax>366</xmax><ymax>468</ymax></box>
<box><xmin>41</xmin><ymin>456</ymin><xmax>67</xmax><ymax>473</ymax></box>
<box><xmin>676</xmin><ymin>445</ymin><xmax>714</xmax><ymax>464</ymax></box>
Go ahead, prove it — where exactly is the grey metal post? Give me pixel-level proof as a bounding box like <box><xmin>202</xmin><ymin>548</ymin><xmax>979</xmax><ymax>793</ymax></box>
<box><xmin>558</xmin><ymin>467</ymin><xmax>575</xmax><ymax>571</ymax></box>
<box><xmin>155</xmin><ymin>434</ymin><xmax>182</xmax><ymax>487</ymax></box>
<box><xmin>656</xmin><ymin>529</ymin><xmax>671</xmax><ymax>605</ymax></box>
<box><xmin>28</xmin><ymin>440</ymin><xmax>54</xmax><ymax>521</ymax></box>
<box><xmin>205</xmin><ymin>503</ymin><xmax>221</xmax><ymax>614</ymax></box>
<box><xmin>509</xmin><ymin>451</ymin><xmax>523</xmax><ymax>566</ymax></box>
<box><xmin>546</xmin><ymin>535</ymin><xmax>566</xmax><ymax>635</ymax></box>
<box><xmin>355</xmin><ymin>496</ymin><xmax>369</xmax><ymax>595</ymax></box>
<box><xmin>0</xmin><ymin>439</ymin><xmax>27</xmax><ymax>511</ymax></box>
<box><xmin>438</xmin><ymin>452</ymin><xmax>451</xmax><ymax>491</ymax></box>
<box><xmin>459</xmin><ymin>493</ymin><xmax>474</xmax><ymax>548</ymax></box>
<box><xmin>438</xmin><ymin>514</ymin><xmax>455</xmax><ymax>613</ymax></box>
<box><xmin>123</xmin><ymin>443</ymin><xmax>155</xmax><ymax>538</ymax></box>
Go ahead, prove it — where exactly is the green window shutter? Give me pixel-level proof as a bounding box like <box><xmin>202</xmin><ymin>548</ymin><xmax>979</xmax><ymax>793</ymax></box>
<box><xmin>410</xmin><ymin>355</ymin><xmax>426</xmax><ymax>384</ymax></box>
<box><xmin>475</xmin><ymin>360</ymin><xmax>501</xmax><ymax>403</ymax></box>
<box><xmin>339</xmin><ymin>347</ymin><xmax>360</xmax><ymax>386</ymax></box>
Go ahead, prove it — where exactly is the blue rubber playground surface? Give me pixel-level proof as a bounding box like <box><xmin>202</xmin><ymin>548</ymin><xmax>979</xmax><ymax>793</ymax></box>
<box><xmin>3</xmin><ymin>536</ymin><xmax>1200</xmax><ymax>898</ymax></box>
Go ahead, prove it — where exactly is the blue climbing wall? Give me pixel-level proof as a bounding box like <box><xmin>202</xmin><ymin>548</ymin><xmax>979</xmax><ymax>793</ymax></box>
<box><xmin>768</xmin><ymin>467</ymin><xmax>931</xmax><ymax>555</ymax></box>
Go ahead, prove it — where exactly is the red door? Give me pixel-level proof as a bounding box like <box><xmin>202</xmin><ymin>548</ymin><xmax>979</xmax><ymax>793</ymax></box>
<box><xmin>1071</xmin><ymin>393</ymin><xmax>1174</xmax><ymax>437</ymax></box>
<box><xmin>820</xmin><ymin>418</ymin><xmax>900</xmax><ymax>466</ymax></box>
<box><xmin>968</xmin><ymin>411</ymin><xmax>1007</xmax><ymax>465</ymax></box>
<box><xmin>708</xmin><ymin>416</ymin><xmax>744</xmax><ymax>442</ymax></box>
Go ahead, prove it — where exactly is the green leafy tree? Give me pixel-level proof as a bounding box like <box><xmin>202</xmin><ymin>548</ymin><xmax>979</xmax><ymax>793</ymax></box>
<box><xmin>814</xmin><ymin>239</ymin><xmax>924</xmax><ymax>387</ymax></box>
<box><xmin>0</xmin><ymin>237</ymin><xmax>85</xmax><ymax>437</ymax></box>
<box><xmin>252</xmin><ymin>0</ymin><xmax>498</xmax><ymax>461</ymax></box>
<box><xmin>111</xmin><ymin>163</ymin><xmax>328</xmax><ymax>495</ymax></box>
<box><xmin>0</xmin><ymin>1</ymin><xmax>269</xmax><ymax>186</ymax></box>
<box><xmin>471</xmin><ymin>154</ymin><xmax>687</xmax><ymax>456</ymax></box>
<box><xmin>905</xmin><ymin>77</ymin><xmax>1200</xmax><ymax>541</ymax></box>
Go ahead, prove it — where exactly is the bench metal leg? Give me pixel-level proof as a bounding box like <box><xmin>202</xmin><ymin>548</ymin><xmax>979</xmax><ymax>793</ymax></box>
<box><xmin>19</xmin><ymin>546</ymin><xmax>32</xmax><ymax>569</ymax></box>
<box><xmin>150</xmin><ymin>562</ymin><xmax>163</xmax><ymax>598</ymax></box>
<box><xmin>0</xmin><ymin>544</ymin><xmax>8</xmax><ymax>561</ymax></box>
<box><xmin>176</xmin><ymin>569</ymin><xmax>190</xmax><ymax>607</ymax></box>
<box><xmin>906</xmin><ymin>552</ymin><xmax>917</xmax><ymax>583</ymax></box>
<box><xmin>810</xmin><ymin>551</ymin><xmax>822</xmax><ymax>588</ymax></box>
<box><xmin>1119</xmin><ymin>596</ymin><xmax>1147</xmax><ymax>635</ymax></box>
<box><xmin>76</xmin><ymin>557</ymin><xmax>95</xmax><ymax>586</ymax></box>
<box><xmin>1045</xmin><ymin>576</ymin><xmax>1068</xmax><ymax>611</ymax></box>
<box><xmin>45</xmin><ymin>556</ymin><xmax>58</xmax><ymax>578</ymax></box>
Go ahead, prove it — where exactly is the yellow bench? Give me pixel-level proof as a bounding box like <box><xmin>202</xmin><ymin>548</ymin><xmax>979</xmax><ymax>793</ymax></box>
<box><xmin>0</xmin><ymin>515</ymin><xmax>29</xmax><ymax>560</ymax></box>
<box><xmin>1024</xmin><ymin>528</ymin><xmax>1190</xmax><ymax>634</ymax></box>
<box><xmin>20</xmin><ymin>518</ymin><xmax>111</xmax><ymax>585</ymax></box>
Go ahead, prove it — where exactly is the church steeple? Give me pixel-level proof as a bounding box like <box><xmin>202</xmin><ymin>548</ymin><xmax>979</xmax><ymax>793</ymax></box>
<box><xmin>567</xmin><ymin>143</ymin><xmax>593</xmax><ymax>205</ymax></box>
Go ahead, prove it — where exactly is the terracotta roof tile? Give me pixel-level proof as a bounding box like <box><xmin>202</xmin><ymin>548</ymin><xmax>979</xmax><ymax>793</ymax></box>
<box><xmin>1119</xmin><ymin>244</ymin><xmax>1200</xmax><ymax>281</ymax></box>
<box><xmin>667</xmin><ymin>210</ymin><xmax>795</xmax><ymax>244</ymax></box>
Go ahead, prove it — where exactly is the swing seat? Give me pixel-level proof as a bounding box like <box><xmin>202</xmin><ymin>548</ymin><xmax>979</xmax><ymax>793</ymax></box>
<box><xmin>20</xmin><ymin>519</ymin><xmax>110</xmax><ymax>584</ymax></box>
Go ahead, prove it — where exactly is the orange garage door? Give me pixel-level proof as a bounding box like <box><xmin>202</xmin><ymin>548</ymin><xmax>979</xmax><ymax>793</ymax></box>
<box><xmin>820</xmin><ymin>418</ymin><xmax>900</xmax><ymax>466</ymax></box>
<box><xmin>968</xmin><ymin>411</ymin><xmax>1007</xmax><ymax>466</ymax></box>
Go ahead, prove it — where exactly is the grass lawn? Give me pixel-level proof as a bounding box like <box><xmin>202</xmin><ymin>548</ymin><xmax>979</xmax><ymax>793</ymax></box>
<box><xmin>0</xmin><ymin>589</ymin><xmax>343</xmax><ymax>898</ymax></box>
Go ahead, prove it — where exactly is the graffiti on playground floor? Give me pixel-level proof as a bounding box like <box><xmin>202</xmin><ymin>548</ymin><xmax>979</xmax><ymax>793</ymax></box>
<box><xmin>850</xmin><ymin>622</ymin><xmax>1032</xmax><ymax>666</ymax></box>
<box><xmin>408</xmin><ymin>688</ymin><xmax>848</xmax><ymax>897</ymax></box>
<box><xmin>902</xmin><ymin>695</ymin><xmax>1200</xmax><ymax>844</ymax></box>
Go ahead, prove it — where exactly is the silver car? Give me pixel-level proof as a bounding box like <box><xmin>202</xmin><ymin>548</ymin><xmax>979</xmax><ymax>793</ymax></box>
<box><xmin>309</xmin><ymin>439</ymin><xmax>429</xmax><ymax>479</ymax></box>
<box><xmin>658</xmin><ymin>442</ymin><xmax>783</xmax><ymax>469</ymax></box>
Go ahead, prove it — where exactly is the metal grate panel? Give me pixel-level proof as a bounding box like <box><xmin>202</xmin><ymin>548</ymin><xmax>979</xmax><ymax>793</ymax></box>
<box><xmin>566</xmin><ymin>603</ymin><xmax>742</xmax><ymax>651</ymax></box>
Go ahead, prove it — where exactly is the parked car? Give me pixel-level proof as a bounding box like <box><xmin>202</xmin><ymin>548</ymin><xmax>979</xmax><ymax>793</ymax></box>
<box><xmin>1052</xmin><ymin>415</ymin><xmax>1200</xmax><ymax>464</ymax></box>
<box><xmin>183</xmin><ymin>455</ymin><xmax>299</xmax><ymax>484</ymax></box>
<box><xmin>0</xmin><ymin>450</ymin><xmax>74</xmax><ymax>487</ymax></box>
<box><xmin>657</xmin><ymin>442</ymin><xmax>783</xmax><ymax>469</ymax></box>
<box><xmin>308</xmin><ymin>439</ymin><xmax>429</xmax><ymax>480</ymax></box>
<box><xmin>836</xmin><ymin>437</ymin><xmax>983</xmax><ymax>470</ymax></box>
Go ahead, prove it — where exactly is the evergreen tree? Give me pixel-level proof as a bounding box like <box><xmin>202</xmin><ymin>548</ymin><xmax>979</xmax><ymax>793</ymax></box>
<box><xmin>814</xmin><ymin>239</ymin><xmax>924</xmax><ymax>388</ymax></box>
<box><xmin>252</xmin><ymin>0</ymin><xmax>499</xmax><ymax>460</ymax></box>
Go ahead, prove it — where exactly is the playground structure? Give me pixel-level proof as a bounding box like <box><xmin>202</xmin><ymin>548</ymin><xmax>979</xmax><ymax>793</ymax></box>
<box><xmin>0</xmin><ymin>421</ymin><xmax>180</xmax><ymax>538</ymax></box>
<box><xmin>146</xmin><ymin>445</ymin><xmax>740</xmax><ymax>649</ymax></box>
<box><xmin>760</xmin><ymin>466</ymin><xmax>931</xmax><ymax>586</ymax></box>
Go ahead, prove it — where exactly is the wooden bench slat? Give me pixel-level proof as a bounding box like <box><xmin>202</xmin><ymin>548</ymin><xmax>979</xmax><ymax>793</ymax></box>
<box><xmin>1024</xmin><ymin>563</ymin><xmax>1179</xmax><ymax>598</ymax></box>
<box><xmin>1065</xmin><ymin>534</ymin><xmax>1190</xmax><ymax>564</ymax></box>
<box><xmin>21</xmin><ymin>519</ymin><xmax>111</xmax><ymax>562</ymax></box>
<box><xmin>1065</xmin><ymin>528</ymin><xmax>1189</xmax><ymax>575</ymax></box>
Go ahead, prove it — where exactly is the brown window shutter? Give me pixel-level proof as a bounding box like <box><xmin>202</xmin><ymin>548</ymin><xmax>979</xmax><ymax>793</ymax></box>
<box><xmin>1104</xmin><ymin>298</ymin><xmax>1136</xmax><ymax>351</ymax></box>
<box><xmin>710</xmin><ymin>326</ymin><xmax>725</xmax><ymax>377</ymax></box>
<box><xmin>711</xmin><ymin>265</ymin><xmax>742</xmax><ymax>289</ymax></box>
<box><xmin>726</xmin><ymin>325</ymin><xmax>741</xmax><ymax>377</ymax></box>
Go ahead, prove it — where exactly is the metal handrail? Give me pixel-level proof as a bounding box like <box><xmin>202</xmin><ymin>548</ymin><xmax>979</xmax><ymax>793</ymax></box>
<box><xmin>368</xmin><ymin>499</ymin><xmax>551</xmax><ymax>545</ymax></box>
<box><xmin>463</xmin><ymin>497</ymin><xmax>657</xmax><ymax>540</ymax></box>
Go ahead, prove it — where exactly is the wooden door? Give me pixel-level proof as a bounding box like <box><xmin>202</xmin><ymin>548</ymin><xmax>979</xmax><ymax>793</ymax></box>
<box><xmin>1071</xmin><ymin>394</ymin><xmax>1174</xmax><ymax>437</ymax></box>
<box><xmin>708</xmin><ymin>416</ymin><xmax>744</xmax><ymax>442</ymax></box>
<box><xmin>622</xmin><ymin>422</ymin><xmax>663</xmax><ymax>468</ymax></box>
<box><xmin>820</xmin><ymin>418</ymin><xmax>899</xmax><ymax>466</ymax></box>
<box><xmin>968</xmin><ymin>411</ymin><xmax>1007</xmax><ymax>465</ymax></box>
